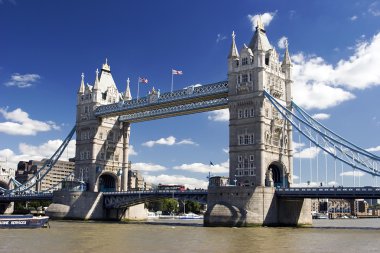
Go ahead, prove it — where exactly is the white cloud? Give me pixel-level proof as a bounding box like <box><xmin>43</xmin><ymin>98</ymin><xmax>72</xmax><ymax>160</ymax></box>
<box><xmin>0</xmin><ymin>108</ymin><xmax>60</xmax><ymax>136</ymax></box>
<box><xmin>277</xmin><ymin>36</ymin><xmax>288</xmax><ymax>49</ymax></box>
<box><xmin>142</xmin><ymin>136</ymin><xmax>198</xmax><ymax>147</ymax></box>
<box><xmin>223</xmin><ymin>148</ymin><xmax>229</xmax><ymax>154</ymax></box>
<box><xmin>328</xmin><ymin>181</ymin><xmax>339</xmax><ymax>186</ymax></box>
<box><xmin>312</xmin><ymin>113</ymin><xmax>331</xmax><ymax>120</ymax></box>
<box><xmin>208</xmin><ymin>109</ymin><xmax>229</xmax><ymax>122</ymax></box>
<box><xmin>294</xmin><ymin>146</ymin><xmax>320</xmax><ymax>159</ymax></box>
<box><xmin>0</xmin><ymin>139</ymin><xmax>75</xmax><ymax>170</ymax></box>
<box><xmin>144</xmin><ymin>174</ymin><xmax>208</xmax><ymax>189</ymax></box>
<box><xmin>366</xmin><ymin>146</ymin><xmax>380</xmax><ymax>152</ymax></box>
<box><xmin>4</xmin><ymin>73</ymin><xmax>41</xmax><ymax>88</ymax></box>
<box><xmin>132</xmin><ymin>162</ymin><xmax>167</xmax><ymax>172</ymax></box>
<box><xmin>129</xmin><ymin>145</ymin><xmax>138</xmax><ymax>156</ymax></box>
<box><xmin>350</xmin><ymin>15</ymin><xmax>358</xmax><ymax>21</ymax></box>
<box><xmin>369</xmin><ymin>1</ymin><xmax>380</xmax><ymax>16</ymax></box>
<box><xmin>340</xmin><ymin>171</ymin><xmax>365</xmax><ymax>177</ymax></box>
<box><xmin>292</xmin><ymin>141</ymin><xmax>305</xmax><ymax>152</ymax></box>
<box><xmin>248</xmin><ymin>11</ymin><xmax>277</xmax><ymax>31</ymax></box>
<box><xmin>216</xmin><ymin>34</ymin><xmax>227</xmax><ymax>43</ymax></box>
<box><xmin>173</xmin><ymin>160</ymin><xmax>229</xmax><ymax>174</ymax></box>
<box><xmin>292</xmin><ymin>32</ymin><xmax>380</xmax><ymax>109</ymax></box>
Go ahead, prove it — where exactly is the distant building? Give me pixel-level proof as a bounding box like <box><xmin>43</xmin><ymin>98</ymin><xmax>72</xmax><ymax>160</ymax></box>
<box><xmin>209</xmin><ymin>176</ymin><xmax>229</xmax><ymax>187</ymax></box>
<box><xmin>128</xmin><ymin>168</ymin><xmax>152</xmax><ymax>191</ymax></box>
<box><xmin>16</xmin><ymin>159</ymin><xmax>75</xmax><ymax>192</ymax></box>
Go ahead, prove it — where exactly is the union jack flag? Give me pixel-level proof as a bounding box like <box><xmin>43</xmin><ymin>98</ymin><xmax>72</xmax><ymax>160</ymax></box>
<box><xmin>138</xmin><ymin>77</ymin><xmax>148</xmax><ymax>83</ymax></box>
<box><xmin>172</xmin><ymin>69</ymin><xmax>183</xmax><ymax>75</ymax></box>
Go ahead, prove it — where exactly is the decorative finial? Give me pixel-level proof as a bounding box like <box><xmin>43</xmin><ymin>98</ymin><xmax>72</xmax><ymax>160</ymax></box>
<box><xmin>284</xmin><ymin>38</ymin><xmax>289</xmax><ymax>49</ymax></box>
<box><xmin>105</xmin><ymin>58</ymin><xmax>108</xmax><ymax>65</ymax></box>
<box><xmin>127</xmin><ymin>77</ymin><xmax>130</xmax><ymax>86</ymax></box>
<box><xmin>257</xmin><ymin>15</ymin><xmax>264</xmax><ymax>30</ymax></box>
<box><xmin>96</xmin><ymin>68</ymin><xmax>99</xmax><ymax>76</ymax></box>
<box><xmin>81</xmin><ymin>72</ymin><xmax>84</xmax><ymax>80</ymax></box>
<box><xmin>232</xmin><ymin>31</ymin><xmax>236</xmax><ymax>40</ymax></box>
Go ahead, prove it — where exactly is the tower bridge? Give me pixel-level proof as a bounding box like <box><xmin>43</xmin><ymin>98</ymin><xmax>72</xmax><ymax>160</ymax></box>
<box><xmin>1</xmin><ymin>19</ymin><xmax>379</xmax><ymax>226</ymax></box>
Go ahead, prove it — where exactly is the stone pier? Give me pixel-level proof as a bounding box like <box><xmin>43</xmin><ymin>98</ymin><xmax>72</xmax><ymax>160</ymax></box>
<box><xmin>204</xmin><ymin>186</ymin><xmax>311</xmax><ymax>227</ymax></box>
<box><xmin>46</xmin><ymin>190</ymin><xmax>147</xmax><ymax>220</ymax></box>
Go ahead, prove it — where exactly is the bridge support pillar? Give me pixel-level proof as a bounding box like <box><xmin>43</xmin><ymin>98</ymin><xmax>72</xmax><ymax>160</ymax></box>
<box><xmin>204</xmin><ymin>186</ymin><xmax>312</xmax><ymax>227</ymax></box>
<box><xmin>0</xmin><ymin>202</ymin><xmax>14</xmax><ymax>214</ymax></box>
<box><xmin>46</xmin><ymin>190</ymin><xmax>147</xmax><ymax>221</ymax></box>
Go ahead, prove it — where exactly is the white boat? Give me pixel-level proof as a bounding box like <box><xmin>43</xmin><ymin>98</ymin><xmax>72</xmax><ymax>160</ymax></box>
<box><xmin>178</xmin><ymin>213</ymin><xmax>203</xmax><ymax>220</ymax></box>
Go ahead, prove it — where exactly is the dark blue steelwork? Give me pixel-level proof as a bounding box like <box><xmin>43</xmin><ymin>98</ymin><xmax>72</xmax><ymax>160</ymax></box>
<box><xmin>94</xmin><ymin>81</ymin><xmax>228</xmax><ymax>120</ymax></box>
<box><xmin>103</xmin><ymin>190</ymin><xmax>208</xmax><ymax>208</ymax></box>
<box><xmin>276</xmin><ymin>187</ymin><xmax>380</xmax><ymax>199</ymax></box>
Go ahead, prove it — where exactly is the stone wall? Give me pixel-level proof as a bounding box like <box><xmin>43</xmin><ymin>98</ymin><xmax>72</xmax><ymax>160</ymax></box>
<box><xmin>205</xmin><ymin>186</ymin><xmax>312</xmax><ymax>226</ymax></box>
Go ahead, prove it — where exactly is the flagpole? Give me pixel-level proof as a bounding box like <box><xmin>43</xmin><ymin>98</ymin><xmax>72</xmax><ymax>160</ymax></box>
<box><xmin>171</xmin><ymin>69</ymin><xmax>174</xmax><ymax>93</ymax></box>
<box><xmin>137</xmin><ymin>77</ymin><xmax>140</xmax><ymax>99</ymax></box>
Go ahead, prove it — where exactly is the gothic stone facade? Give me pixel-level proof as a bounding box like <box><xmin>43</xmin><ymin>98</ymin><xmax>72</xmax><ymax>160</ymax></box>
<box><xmin>228</xmin><ymin>22</ymin><xmax>293</xmax><ymax>188</ymax></box>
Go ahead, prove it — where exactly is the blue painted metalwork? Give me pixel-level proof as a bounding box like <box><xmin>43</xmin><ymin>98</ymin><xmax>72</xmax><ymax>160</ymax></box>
<box><xmin>264</xmin><ymin>90</ymin><xmax>380</xmax><ymax>177</ymax></box>
<box><xmin>276</xmin><ymin>187</ymin><xmax>380</xmax><ymax>199</ymax></box>
<box><xmin>103</xmin><ymin>189</ymin><xmax>208</xmax><ymax>208</ymax></box>
<box><xmin>119</xmin><ymin>98</ymin><xmax>228</xmax><ymax>122</ymax></box>
<box><xmin>94</xmin><ymin>81</ymin><xmax>228</xmax><ymax>119</ymax></box>
<box><xmin>0</xmin><ymin>193</ymin><xmax>53</xmax><ymax>202</ymax></box>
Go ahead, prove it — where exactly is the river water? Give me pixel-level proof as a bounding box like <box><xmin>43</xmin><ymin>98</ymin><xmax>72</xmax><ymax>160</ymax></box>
<box><xmin>1</xmin><ymin>219</ymin><xmax>380</xmax><ymax>253</ymax></box>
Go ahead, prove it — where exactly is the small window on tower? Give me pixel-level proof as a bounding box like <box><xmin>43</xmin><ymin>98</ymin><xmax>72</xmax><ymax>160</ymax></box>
<box><xmin>238</xmin><ymin>110</ymin><xmax>243</xmax><ymax>119</ymax></box>
<box><xmin>238</xmin><ymin>155</ymin><xmax>243</xmax><ymax>162</ymax></box>
<box><xmin>242</xmin><ymin>58</ymin><xmax>248</xmax><ymax>65</ymax></box>
<box><xmin>242</xmin><ymin>74</ymin><xmax>248</xmax><ymax>83</ymax></box>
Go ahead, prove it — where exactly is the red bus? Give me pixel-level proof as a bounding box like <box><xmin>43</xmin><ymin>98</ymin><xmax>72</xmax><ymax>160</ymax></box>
<box><xmin>157</xmin><ymin>184</ymin><xmax>186</xmax><ymax>191</ymax></box>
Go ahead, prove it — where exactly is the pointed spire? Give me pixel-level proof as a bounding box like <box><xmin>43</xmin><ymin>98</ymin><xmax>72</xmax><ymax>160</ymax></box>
<box><xmin>93</xmin><ymin>68</ymin><xmax>100</xmax><ymax>90</ymax></box>
<box><xmin>256</xmin><ymin>15</ymin><xmax>265</xmax><ymax>32</ymax></box>
<box><xmin>228</xmin><ymin>31</ymin><xmax>239</xmax><ymax>59</ymax></box>
<box><xmin>78</xmin><ymin>73</ymin><xmax>85</xmax><ymax>94</ymax></box>
<box><xmin>124</xmin><ymin>78</ymin><xmax>132</xmax><ymax>100</ymax></box>
<box><xmin>248</xmin><ymin>16</ymin><xmax>271</xmax><ymax>51</ymax></box>
<box><xmin>102</xmin><ymin>58</ymin><xmax>111</xmax><ymax>72</ymax></box>
<box><xmin>282</xmin><ymin>39</ymin><xmax>292</xmax><ymax>66</ymax></box>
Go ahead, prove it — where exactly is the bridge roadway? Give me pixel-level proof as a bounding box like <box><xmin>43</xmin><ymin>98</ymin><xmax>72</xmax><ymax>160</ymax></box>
<box><xmin>1</xmin><ymin>187</ymin><xmax>380</xmax><ymax>205</ymax></box>
<box><xmin>94</xmin><ymin>81</ymin><xmax>228</xmax><ymax>122</ymax></box>
<box><xmin>275</xmin><ymin>187</ymin><xmax>380</xmax><ymax>199</ymax></box>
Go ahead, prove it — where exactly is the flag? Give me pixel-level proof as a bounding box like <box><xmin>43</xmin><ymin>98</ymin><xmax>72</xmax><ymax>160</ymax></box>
<box><xmin>172</xmin><ymin>69</ymin><xmax>183</xmax><ymax>75</ymax></box>
<box><xmin>139</xmin><ymin>77</ymin><xmax>148</xmax><ymax>83</ymax></box>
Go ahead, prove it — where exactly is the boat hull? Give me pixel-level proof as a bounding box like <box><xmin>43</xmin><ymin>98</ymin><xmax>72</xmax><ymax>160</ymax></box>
<box><xmin>0</xmin><ymin>215</ymin><xmax>49</xmax><ymax>229</ymax></box>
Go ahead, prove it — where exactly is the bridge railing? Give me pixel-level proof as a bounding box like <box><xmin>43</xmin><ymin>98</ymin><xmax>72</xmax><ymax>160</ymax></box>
<box><xmin>94</xmin><ymin>81</ymin><xmax>228</xmax><ymax>117</ymax></box>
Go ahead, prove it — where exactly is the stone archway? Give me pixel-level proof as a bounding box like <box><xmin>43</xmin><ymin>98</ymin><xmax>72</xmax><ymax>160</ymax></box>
<box><xmin>98</xmin><ymin>173</ymin><xmax>117</xmax><ymax>192</ymax></box>
<box><xmin>266</xmin><ymin>162</ymin><xmax>288</xmax><ymax>188</ymax></box>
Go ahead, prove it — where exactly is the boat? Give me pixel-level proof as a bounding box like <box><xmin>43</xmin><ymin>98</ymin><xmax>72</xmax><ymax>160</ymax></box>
<box><xmin>0</xmin><ymin>215</ymin><xmax>49</xmax><ymax>228</ymax></box>
<box><xmin>178</xmin><ymin>213</ymin><xmax>203</xmax><ymax>220</ymax></box>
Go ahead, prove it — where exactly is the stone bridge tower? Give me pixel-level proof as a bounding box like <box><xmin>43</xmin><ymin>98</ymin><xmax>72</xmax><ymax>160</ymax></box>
<box><xmin>76</xmin><ymin>60</ymin><xmax>132</xmax><ymax>192</ymax></box>
<box><xmin>227</xmin><ymin>20</ymin><xmax>293</xmax><ymax>188</ymax></box>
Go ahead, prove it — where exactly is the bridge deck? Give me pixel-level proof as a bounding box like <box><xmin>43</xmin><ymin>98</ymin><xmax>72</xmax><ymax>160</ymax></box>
<box><xmin>94</xmin><ymin>81</ymin><xmax>228</xmax><ymax>121</ymax></box>
<box><xmin>275</xmin><ymin>187</ymin><xmax>380</xmax><ymax>199</ymax></box>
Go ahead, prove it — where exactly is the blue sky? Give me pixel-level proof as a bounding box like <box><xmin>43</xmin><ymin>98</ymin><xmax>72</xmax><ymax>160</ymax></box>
<box><xmin>0</xmin><ymin>0</ymin><xmax>379</xmax><ymax>188</ymax></box>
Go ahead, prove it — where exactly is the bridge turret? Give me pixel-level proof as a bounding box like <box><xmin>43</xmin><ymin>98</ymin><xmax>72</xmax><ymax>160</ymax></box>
<box><xmin>228</xmin><ymin>17</ymin><xmax>293</xmax><ymax>188</ymax></box>
<box><xmin>281</xmin><ymin>42</ymin><xmax>293</xmax><ymax>106</ymax></box>
<box><xmin>75</xmin><ymin>59</ymin><xmax>128</xmax><ymax>192</ymax></box>
<box><xmin>227</xmin><ymin>31</ymin><xmax>239</xmax><ymax>73</ymax></box>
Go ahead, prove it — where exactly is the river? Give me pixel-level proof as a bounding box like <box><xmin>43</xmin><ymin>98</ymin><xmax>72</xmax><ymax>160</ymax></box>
<box><xmin>1</xmin><ymin>219</ymin><xmax>380</xmax><ymax>253</ymax></box>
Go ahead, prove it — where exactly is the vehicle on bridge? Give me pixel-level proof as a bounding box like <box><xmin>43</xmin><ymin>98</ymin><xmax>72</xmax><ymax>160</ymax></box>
<box><xmin>157</xmin><ymin>184</ymin><xmax>186</xmax><ymax>191</ymax></box>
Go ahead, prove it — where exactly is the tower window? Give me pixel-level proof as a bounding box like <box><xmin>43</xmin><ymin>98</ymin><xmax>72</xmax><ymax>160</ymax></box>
<box><xmin>238</xmin><ymin>110</ymin><xmax>243</xmax><ymax>119</ymax></box>
<box><xmin>244</xmin><ymin>135</ymin><xmax>249</xmax><ymax>145</ymax></box>
<box><xmin>242</xmin><ymin>74</ymin><xmax>248</xmax><ymax>83</ymax></box>
<box><xmin>242</xmin><ymin>58</ymin><xmax>248</xmax><ymax>65</ymax></box>
<box><xmin>239</xmin><ymin>136</ymin><xmax>243</xmax><ymax>145</ymax></box>
<box><xmin>250</xmin><ymin>155</ymin><xmax>254</xmax><ymax>161</ymax></box>
<box><xmin>250</xmin><ymin>108</ymin><xmax>255</xmax><ymax>117</ymax></box>
<box><xmin>244</xmin><ymin>109</ymin><xmax>249</xmax><ymax>118</ymax></box>
<box><xmin>238</xmin><ymin>155</ymin><xmax>243</xmax><ymax>162</ymax></box>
